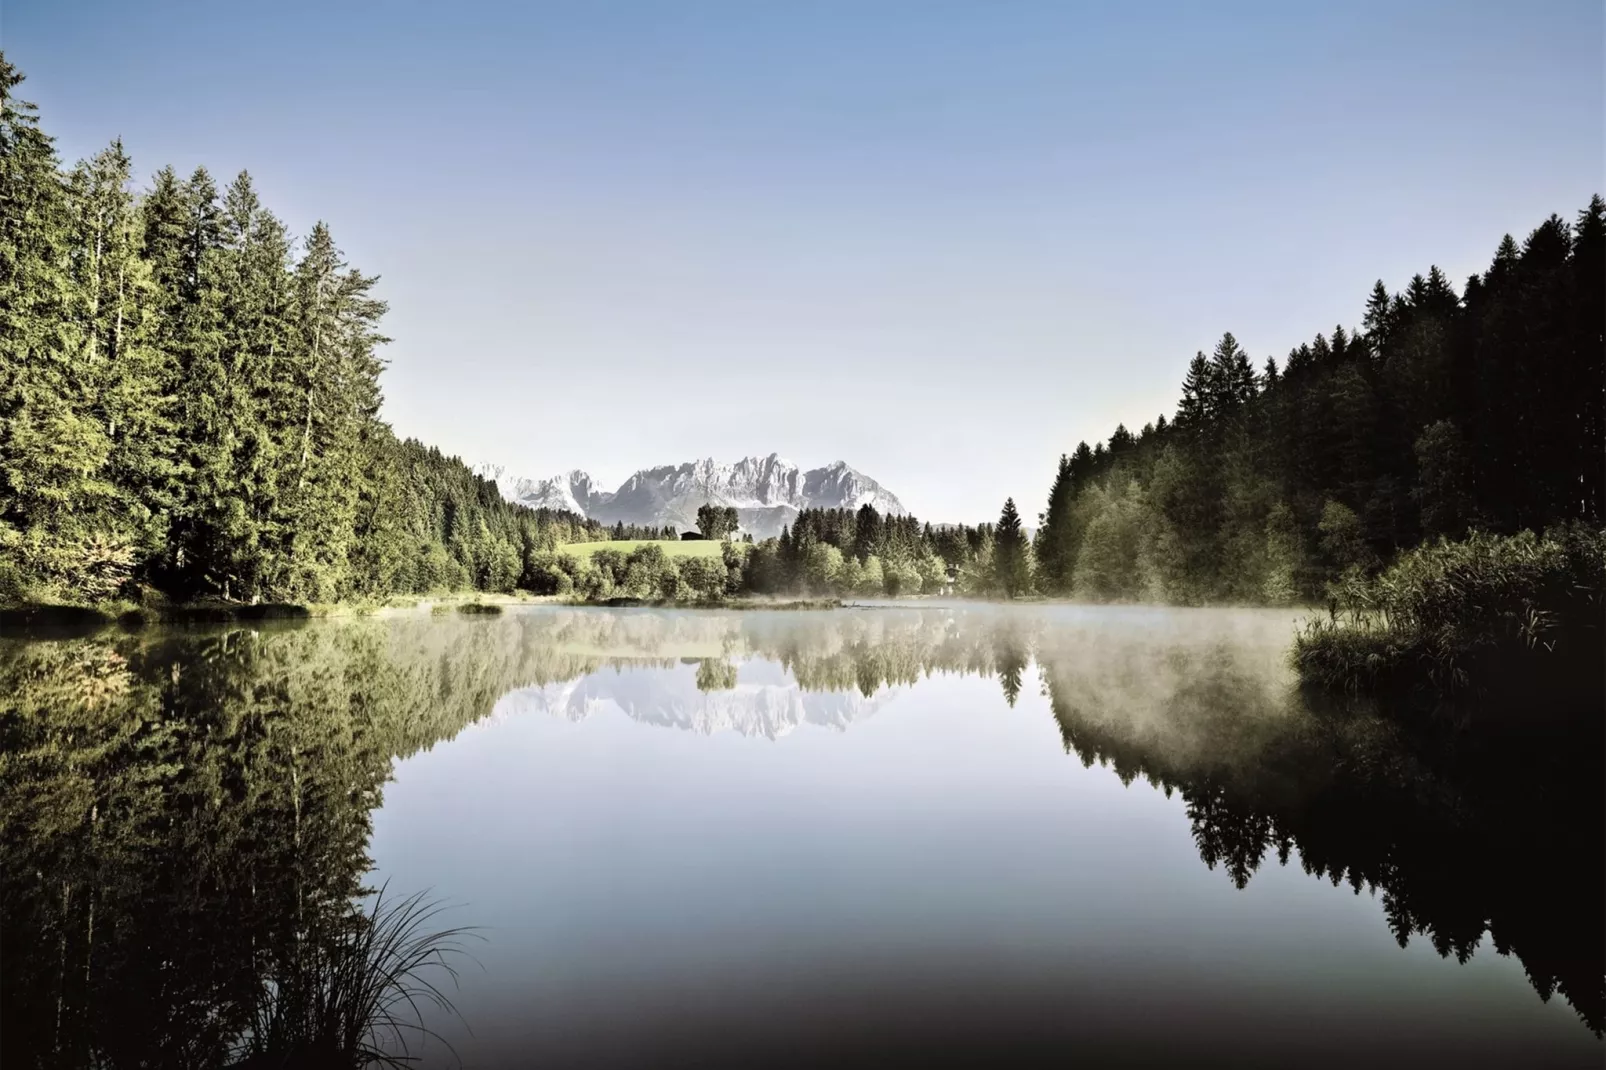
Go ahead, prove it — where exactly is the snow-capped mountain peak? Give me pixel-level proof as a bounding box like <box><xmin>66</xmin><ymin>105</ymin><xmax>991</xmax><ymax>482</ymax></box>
<box><xmin>477</xmin><ymin>454</ymin><xmax>906</xmax><ymax>538</ymax></box>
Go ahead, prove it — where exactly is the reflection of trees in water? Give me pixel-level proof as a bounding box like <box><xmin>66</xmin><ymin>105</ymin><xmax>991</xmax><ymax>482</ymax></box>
<box><xmin>1038</xmin><ymin>642</ymin><xmax>1604</xmax><ymax>1039</ymax></box>
<box><xmin>694</xmin><ymin>658</ymin><xmax>738</xmax><ymax>692</ymax></box>
<box><xmin>1</xmin><ymin>607</ymin><xmax>1599</xmax><ymax>1066</ymax></box>
<box><xmin>0</xmin><ymin>620</ymin><xmax>559</xmax><ymax>1068</ymax></box>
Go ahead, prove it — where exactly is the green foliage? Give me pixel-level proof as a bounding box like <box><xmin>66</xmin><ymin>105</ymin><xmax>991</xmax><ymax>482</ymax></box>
<box><xmin>858</xmin><ymin>554</ymin><xmax>885</xmax><ymax>596</ymax></box>
<box><xmin>993</xmin><ymin>498</ymin><xmax>1031</xmax><ymax>598</ymax></box>
<box><xmin>1033</xmin><ymin>200</ymin><xmax>1604</xmax><ymax>604</ymax></box>
<box><xmin>0</xmin><ymin>55</ymin><xmax>617</xmax><ymax>608</ymax></box>
<box><xmin>1293</xmin><ymin>526</ymin><xmax>1605</xmax><ymax>700</ymax></box>
<box><xmin>695</xmin><ymin>503</ymin><xmax>739</xmax><ymax>540</ymax></box>
<box><xmin>1413</xmin><ymin>419</ymin><xmax>1473</xmax><ymax>539</ymax></box>
<box><xmin>675</xmin><ymin>554</ymin><xmax>729</xmax><ymax>602</ymax></box>
<box><xmin>556</xmin><ymin>539</ymin><xmax>731</xmax><ymax>566</ymax></box>
<box><xmin>1072</xmin><ymin>485</ymin><xmax>1147</xmax><ymax>601</ymax></box>
<box><xmin>803</xmin><ymin>542</ymin><xmax>844</xmax><ymax>594</ymax></box>
<box><xmin>1317</xmin><ymin>500</ymin><xmax>1374</xmax><ymax>578</ymax></box>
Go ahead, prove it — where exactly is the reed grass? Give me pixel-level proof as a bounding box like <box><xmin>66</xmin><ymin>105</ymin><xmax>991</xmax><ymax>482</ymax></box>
<box><xmin>231</xmin><ymin>885</ymin><xmax>479</xmax><ymax>1069</ymax></box>
<box><xmin>1292</xmin><ymin>525</ymin><xmax>1604</xmax><ymax>704</ymax></box>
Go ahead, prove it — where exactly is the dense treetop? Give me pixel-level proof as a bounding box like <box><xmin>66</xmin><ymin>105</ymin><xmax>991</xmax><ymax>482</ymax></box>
<box><xmin>0</xmin><ymin>55</ymin><xmax>666</xmax><ymax>606</ymax></box>
<box><xmin>1032</xmin><ymin>200</ymin><xmax>1604</xmax><ymax>604</ymax></box>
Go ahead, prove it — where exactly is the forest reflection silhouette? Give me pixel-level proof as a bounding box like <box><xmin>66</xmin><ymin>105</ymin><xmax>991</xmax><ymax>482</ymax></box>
<box><xmin>1</xmin><ymin>605</ymin><xmax>1600</xmax><ymax>1068</ymax></box>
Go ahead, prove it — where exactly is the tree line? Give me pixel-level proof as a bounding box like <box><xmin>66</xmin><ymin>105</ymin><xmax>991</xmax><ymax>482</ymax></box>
<box><xmin>0</xmin><ymin>56</ymin><xmax>685</xmax><ymax>608</ymax></box>
<box><xmin>1027</xmin><ymin>197</ymin><xmax>1603</xmax><ymax>604</ymax></box>
<box><xmin>7</xmin><ymin>47</ymin><xmax>1599</xmax><ymax>610</ymax></box>
<box><xmin>517</xmin><ymin>502</ymin><xmax>1039</xmax><ymax>603</ymax></box>
<box><xmin>697</xmin><ymin>198</ymin><xmax>1603</xmax><ymax>608</ymax></box>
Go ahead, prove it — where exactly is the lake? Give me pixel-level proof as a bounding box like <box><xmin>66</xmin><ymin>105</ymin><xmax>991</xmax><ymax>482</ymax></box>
<box><xmin>2</xmin><ymin>603</ymin><xmax>1600</xmax><ymax>1069</ymax></box>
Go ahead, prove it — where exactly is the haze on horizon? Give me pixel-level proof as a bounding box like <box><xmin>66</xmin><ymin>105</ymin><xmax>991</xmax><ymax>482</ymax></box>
<box><xmin>9</xmin><ymin>0</ymin><xmax>1603</xmax><ymax>522</ymax></box>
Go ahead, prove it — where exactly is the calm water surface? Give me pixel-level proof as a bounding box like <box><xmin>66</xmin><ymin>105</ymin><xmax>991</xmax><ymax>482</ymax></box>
<box><xmin>2</xmin><ymin>604</ymin><xmax>1600</xmax><ymax>1069</ymax></box>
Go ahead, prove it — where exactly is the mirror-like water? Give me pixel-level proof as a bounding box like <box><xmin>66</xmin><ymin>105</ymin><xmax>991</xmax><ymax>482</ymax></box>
<box><xmin>2</xmin><ymin>604</ymin><xmax>1600</xmax><ymax>1069</ymax></box>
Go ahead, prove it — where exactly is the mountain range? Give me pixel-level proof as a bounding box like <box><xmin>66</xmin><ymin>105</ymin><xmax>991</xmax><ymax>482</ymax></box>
<box><xmin>476</xmin><ymin>454</ymin><xmax>907</xmax><ymax>539</ymax></box>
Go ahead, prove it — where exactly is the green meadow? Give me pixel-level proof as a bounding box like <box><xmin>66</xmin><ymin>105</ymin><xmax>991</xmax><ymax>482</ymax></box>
<box><xmin>554</xmin><ymin>540</ymin><xmax>744</xmax><ymax>564</ymax></box>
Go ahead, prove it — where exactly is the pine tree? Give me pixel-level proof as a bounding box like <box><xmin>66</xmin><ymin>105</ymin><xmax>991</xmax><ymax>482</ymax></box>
<box><xmin>1176</xmin><ymin>351</ymin><xmax>1213</xmax><ymax>431</ymax></box>
<box><xmin>1210</xmin><ymin>332</ymin><xmax>1257</xmax><ymax>416</ymax></box>
<box><xmin>139</xmin><ymin>166</ymin><xmax>188</xmax><ymax>300</ymax></box>
<box><xmin>272</xmin><ymin>222</ymin><xmax>388</xmax><ymax>600</ymax></box>
<box><xmin>852</xmin><ymin>502</ymin><xmax>883</xmax><ymax>562</ymax></box>
<box><xmin>1363</xmin><ymin>280</ymin><xmax>1394</xmax><ymax>348</ymax></box>
<box><xmin>65</xmin><ymin>141</ymin><xmax>178</xmax><ymax>581</ymax></box>
<box><xmin>993</xmin><ymin>497</ymin><xmax>1030</xmax><ymax>598</ymax></box>
<box><xmin>1034</xmin><ymin>453</ymin><xmax>1075</xmax><ymax>594</ymax></box>
<box><xmin>1108</xmin><ymin>423</ymin><xmax>1135</xmax><ymax>454</ymax></box>
<box><xmin>0</xmin><ymin>58</ymin><xmax>122</xmax><ymax>598</ymax></box>
<box><xmin>164</xmin><ymin>168</ymin><xmax>239</xmax><ymax>594</ymax></box>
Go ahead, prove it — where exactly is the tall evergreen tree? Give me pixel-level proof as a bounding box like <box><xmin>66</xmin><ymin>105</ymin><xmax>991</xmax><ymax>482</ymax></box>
<box><xmin>0</xmin><ymin>59</ymin><xmax>121</xmax><ymax>598</ymax></box>
<box><xmin>1176</xmin><ymin>352</ymin><xmax>1214</xmax><ymax>432</ymax></box>
<box><xmin>1034</xmin><ymin>453</ymin><xmax>1075</xmax><ymax>594</ymax></box>
<box><xmin>1033</xmin><ymin>195</ymin><xmax>1603</xmax><ymax>605</ymax></box>
<box><xmin>993</xmin><ymin>497</ymin><xmax>1030</xmax><ymax>598</ymax></box>
<box><xmin>852</xmin><ymin>502</ymin><xmax>883</xmax><ymax>562</ymax></box>
<box><xmin>66</xmin><ymin>141</ymin><xmax>178</xmax><ymax>577</ymax></box>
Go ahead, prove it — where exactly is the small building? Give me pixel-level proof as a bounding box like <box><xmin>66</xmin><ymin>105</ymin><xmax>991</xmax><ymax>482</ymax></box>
<box><xmin>680</xmin><ymin>531</ymin><xmax>705</xmax><ymax>541</ymax></box>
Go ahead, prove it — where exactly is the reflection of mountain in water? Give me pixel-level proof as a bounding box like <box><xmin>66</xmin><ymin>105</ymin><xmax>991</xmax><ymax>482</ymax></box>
<box><xmin>490</xmin><ymin>660</ymin><xmax>897</xmax><ymax>739</ymax></box>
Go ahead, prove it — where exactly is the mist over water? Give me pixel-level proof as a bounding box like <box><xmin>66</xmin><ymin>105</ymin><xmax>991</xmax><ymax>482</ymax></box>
<box><xmin>2</xmin><ymin>605</ymin><xmax>1600</xmax><ymax>1069</ymax></box>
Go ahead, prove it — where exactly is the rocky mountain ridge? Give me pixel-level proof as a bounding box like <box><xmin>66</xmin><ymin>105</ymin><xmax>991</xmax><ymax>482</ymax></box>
<box><xmin>476</xmin><ymin>454</ymin><xmax>907</xmax><ymax>538</ymax></box>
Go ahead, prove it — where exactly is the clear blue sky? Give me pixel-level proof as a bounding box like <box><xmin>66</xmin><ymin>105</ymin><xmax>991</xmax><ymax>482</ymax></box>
<box><xmin>8</xmin><ymin>0</ymin><xmax>1603</xmax><ymax>521</ymax></box>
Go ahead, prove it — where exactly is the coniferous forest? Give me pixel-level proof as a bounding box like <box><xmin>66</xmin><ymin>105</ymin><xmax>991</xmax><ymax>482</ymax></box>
<box><xmin>3</xmin><ymin>51</ymin><xmax>1601</xmax><ymax>614</ymax></box>
<box><xmin>1030</xmin><ymin>200</ymin><xmax>1604</xmax><ymax>605</ymax></box>
<box><xmin>0</xmin><ymin>56</ymin><xmax>636</xmax><ymax>607</ymax></box>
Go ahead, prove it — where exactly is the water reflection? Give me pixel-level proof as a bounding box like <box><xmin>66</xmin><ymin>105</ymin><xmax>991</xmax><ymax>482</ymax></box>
<box><xmin>0</xmin><ymin>605</ymin><xmax>1600</xmax><ymax>1068</ymax></box>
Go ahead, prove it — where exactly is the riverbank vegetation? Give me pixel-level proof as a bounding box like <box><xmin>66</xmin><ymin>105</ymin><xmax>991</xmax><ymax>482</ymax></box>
<box><xmin>1291</xmin><ymin>525</ymin><xmax>1604</xmax><ymax>707</ymax></box>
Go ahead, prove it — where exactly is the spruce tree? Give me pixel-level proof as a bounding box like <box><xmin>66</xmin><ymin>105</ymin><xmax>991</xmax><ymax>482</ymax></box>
<box><xmin>1034</xmin><ymin>454</ymin><xmax>1075</xmax><ymax>594</ymax></box>
<box><xmin>165</xmin><ymin>167</ymin><xmax>237</xmax><ymax>594</ymax></box>
<box><xmin>0</xmin><ymin>58</ymin><xmax>119</xmax><ymax>598</ymax></box>
<box><xmin>66</xmin><ymin>141</ymin><xmax>178</xmax><ymax>581</ymax></box>
<box><xmin>852</xmin><ymin>502</ymin><xmax>883</xmax><ymax>562</ymax></box>
<box><xmin>1176</xmin><ymin>352</ymin><xmax>1214</xmax><ymax>432</ymax></box>
<box><xmin>993</xmin><ymin>497</ymin><xmax>1030</xmax><ymax>598</ymax></box>
<box><xmin>1363</xmin><ymin>281</ymin><xmax>1394</xmax><ymax>347</ymax></box>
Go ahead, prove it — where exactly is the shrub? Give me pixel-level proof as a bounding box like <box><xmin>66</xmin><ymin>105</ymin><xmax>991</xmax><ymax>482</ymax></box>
<box><xmin>1292</xmin><ymin>526</ymin><xmax>1605</xmax><ymax>705</ymax></box>
<box><xmin>676</xmin><ymin>556</ymin><xmax>728</xmax><ymax>602</ymax></box>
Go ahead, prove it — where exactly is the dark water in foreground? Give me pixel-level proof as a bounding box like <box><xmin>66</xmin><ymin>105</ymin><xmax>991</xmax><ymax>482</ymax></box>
<box><xmin>2</xmin><ymin>604</ymin><xmax>1600</xmax><ymax>1069</ymax></box>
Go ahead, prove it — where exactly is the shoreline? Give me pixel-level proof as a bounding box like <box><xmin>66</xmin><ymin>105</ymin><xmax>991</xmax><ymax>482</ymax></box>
<box><xmin>2</xmin><ymin>592</ymin><xmax>1325</xmax><ymax>631</ymax></box>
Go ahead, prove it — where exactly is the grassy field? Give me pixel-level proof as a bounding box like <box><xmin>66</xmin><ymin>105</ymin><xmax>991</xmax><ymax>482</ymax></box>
<box><xmin>555</xmin><ymin>539</ymin><xmax>744</xmax><ymax>564</ymax></box>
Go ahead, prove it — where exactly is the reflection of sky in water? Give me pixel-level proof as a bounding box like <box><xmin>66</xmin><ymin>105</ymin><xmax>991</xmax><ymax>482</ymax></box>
<box><xmin>369</xmin><ymin>608</ymin><xmax>1601</xmax><ymax>1070</ymax></box>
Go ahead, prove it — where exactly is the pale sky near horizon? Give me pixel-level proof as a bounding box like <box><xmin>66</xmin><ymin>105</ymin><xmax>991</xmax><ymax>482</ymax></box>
<box><xmin>7</xmin><ymin>1</ymin><xmax>1603</xmax><ymax>522</ymax></box>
